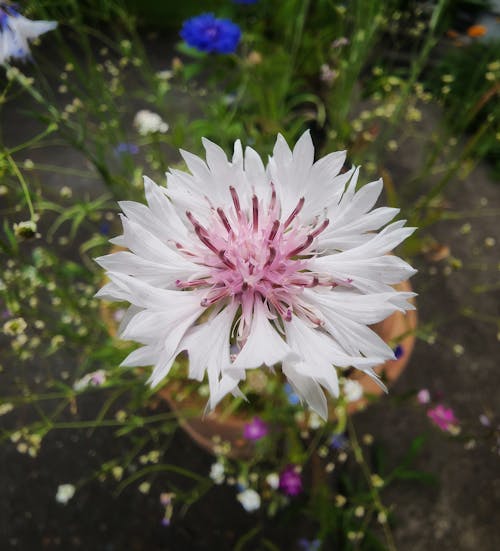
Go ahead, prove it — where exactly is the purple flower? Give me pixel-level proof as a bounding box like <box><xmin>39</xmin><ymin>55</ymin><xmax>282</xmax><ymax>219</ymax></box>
<box><xmin>99</xmin><ymin>221</ymin><xmax>111</xmax><ymax>236</ymax></box>
<box><xmin>298</xmin><ymin>539</ymin><xmax>321</xmax><ymax>551</ymax></box>
<box><xmin>114</xmin><ymin>142</ymin><xmax>139</xmax><ymax>156</ymax></box>
<box><xmin>330</xmin><ymin>432</ymin><xmax>348</xmax><ymax>450</ymax></box>
<box><xmin>233</xmin><ymin>0</ymin><xmax>258</xmax><ymax>4</ymax></box>
<box><xmin>393</xmin><ymin>344</ymin><xmax>404</xmax><ymax>359</ymax></box>
<box><xmin>279</xmin><ymin>465</ymin><xmax>302</xmax><ymax>496</ymax></box>
<box><xmin>180</xmin><ymin>13</ymin><xmax>241</xmax><ymax>54</ymax></box>
<box><xmin>427</xmin><ymin>404</ymin><xmax>458</xmax><ymax>431</ymax></box>
<box><xmin>243</xmin><ymin>416</ymin><xmax>268</xmax><ymax>440</ymax></box>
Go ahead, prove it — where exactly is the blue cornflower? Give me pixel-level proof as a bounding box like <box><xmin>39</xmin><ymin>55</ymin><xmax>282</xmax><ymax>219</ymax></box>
<box><xmin>0</xmin><ymin>4</ymin><xmax>57</xmax><ymax>64</ymax></box>
<box><xmin>180</xmin><ymin>13</ymin><xmax>241</xmax><ymax>54</ymax></box>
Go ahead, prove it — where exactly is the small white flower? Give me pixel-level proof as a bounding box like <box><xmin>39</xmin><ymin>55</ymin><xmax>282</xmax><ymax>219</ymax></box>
<box><xmin>236</xmin><ymin>488</ymin><xmax>261</xmax><ymax>512</ymax></box>
<box><xmin>0</xmin><ymin>6</ymin><xmax>57</xmax><ymax>64</ymax></box>
<box><xmin>209</xmin><ymin>461</ymin><xmax>225</xmax><ymax>484</ymax></box>
<box><xmin>156</xmin><ymin>70</ymin><xmax>173</xmax><ymax>80</ymax></box>
<box><xmin>343</xmin><ymin>379</ymin><xmax>364</xmax><ymax>403</ymax></box>
<box><xmin>308</xmin><ymin>411</ymin><xmax>323</xmax><ymax>429</ymax></box>
<box><xmin>73</xmin><ymin>369</ymin><xmax>106</xmax><ymax>391</ymax></box>
<box><xmin>0</xmin><ymin>403</ymin><xmax>14</xmax><ymax>415</ymax></box>
<box><xmin>96</xmin><ymin>132</ymin><xmax>416</xmax><ymax>419</ymax></box>
<box><xmin>320</xmin><ymin>64</ymin><xmax>337</xmax><ymax>85</ymax></box>
<box><xmin>56</xmin><ymin>484</ymin><xmax>75</xmax><ymax>504</ymax></box>
<box><xmin>265</xmin><ymin>472</ymin><xmax>279</xmax><ymax>489</ymax></box>
<box><xmin>133</xmin><ymin>109</ymin><xmax>169</xmax><ymax>135</ymax></box>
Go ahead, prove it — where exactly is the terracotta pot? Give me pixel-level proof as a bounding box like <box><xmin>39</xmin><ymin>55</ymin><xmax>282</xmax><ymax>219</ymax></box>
<box><xmin>157</xmin><ymin>280</ymin><xmax>417</xmax><ymax>458</ymax></box>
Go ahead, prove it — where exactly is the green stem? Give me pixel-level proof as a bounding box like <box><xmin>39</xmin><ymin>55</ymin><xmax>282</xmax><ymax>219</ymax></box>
<box><xmin>347</xmin><ymin>415</ymin><xmax>397</xmax><ymax>551</ymax></box>
<box><xmin>7</xmin><ymin>154</ymin><xmax>35</xmax><ymax>220</ymax></box>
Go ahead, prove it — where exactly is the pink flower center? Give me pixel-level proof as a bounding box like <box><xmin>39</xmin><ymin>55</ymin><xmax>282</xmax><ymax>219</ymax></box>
<box><xmin>176</xmin><ymin>183</ymin><xmax>335</xmax><ymax>323</ymax></box>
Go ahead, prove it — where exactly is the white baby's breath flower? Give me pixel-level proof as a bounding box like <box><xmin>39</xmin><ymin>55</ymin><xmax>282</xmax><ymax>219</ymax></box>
<box><xmin>133</xmin><ymin>109</ymin><xmax>169</xmax><ymax>135</ymax></box>
<box><xmin>236</xmin><ymin>488</ymin><xmax>261</xmax><ymax>512</ymax></box>
<box><xmin>0</xmin><ymin>403</ymin><xmax>14</xmax><ymax>415</ymax></box>
<box><xmin>0</xmin><ymin>5</ymin><xmax>57</xmax><ymax>64</ymax></box>
<box><xmin>266</xmin><ymin>472</ymin><xmax>279</xmax><ymax>489</ymax></box>
<box><xmin>73</xmin><ymin>369</ymin><xmax>106</xmax><ymax>391</ymax></box>
<box><xmin>343</xmin><ymin>379</ymin><xmax>364</xmax><ymax>402</ymax></box>
<box><xmin>55</xmin><ymin>484</ymin><xmax>75</xmax><ymax>504</ymax></box>
<box><xmin>209</xmin><ymin>461</ymin><xmax>225</xmax><ymax>484</ymax></box>
<box><xmin>96</xmin><ymin>132</ymin><xmax>416</xmax><ymax>419</ymax></box>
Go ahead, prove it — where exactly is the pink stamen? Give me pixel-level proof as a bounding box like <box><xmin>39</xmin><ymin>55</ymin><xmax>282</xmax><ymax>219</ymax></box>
<box><xmin>264</xmin><ymin>247</ymin><xmax>276</xmax><ymax>267</ymax></box>
<box><xmin>269</xmin><ymin>183</ymin><xmax>277</xmax><ymax>214</ymax></box>
<box><xmin>310</xmin><ymin>218</ymin><xmax>329</xmax><ymax>238</ymax></box>
<box><xmin>218</xmin><ymin>250</ymin><xmax>236</xmax><ymax>269</ymax></box>
<box><xmin>268</xmin><ymin>220</ymin><xmax>280</xmax><ymax>242</ymax></box>
<box><xmin>229</xmin><ymin>186</ymin><xmax>243</xmax><ymax>221</ymax></box>
<box><xmin>179</xmin><ymin>186</ymin><xmax>328</xmax><ymax>325</ymax></box>
<box><xmin>284</xmin><ymin>197</ymin><xmax>305</xmax><ymax>229</ymax></box>
<box><xmin>252</xmin><ymin>195</ymin><xmax>259</xmax><ymax>231</ymax></box>
<box><xmin>288</xmin><ymin>234</ymin><xmax>314</xmax><ymax>257</ymax></box>
<box><xmin>217</xmin><ymin>207</ymin><xmax>232</xmax><ymax>233</ymax></box>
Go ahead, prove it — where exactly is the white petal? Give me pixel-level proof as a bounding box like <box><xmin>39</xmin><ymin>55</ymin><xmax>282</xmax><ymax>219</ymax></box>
<box><xmin>282</xmin><ymin>363</ymin><xmax>328</xmax><ymax>420</ymax></box>
<box><xmin>11</xmin><ymin>16</ymin><xmax>57</xmax><ymax>40</ymax></box>
<box><xmin>181</xmin><ymin>304</ymin><xmax>237</xmax><ymax>381</ymax></box>
<box><xmin>232</xmin><ymin>300</ymin><xmax>297</xmax><ymax>369</ymax></box>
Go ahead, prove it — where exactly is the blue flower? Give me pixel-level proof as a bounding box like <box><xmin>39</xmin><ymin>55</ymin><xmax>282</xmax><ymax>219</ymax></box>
<box><xmin>114</xmin><ymin>142</ymin><xmax>139</xmax><ymax>156</ymax></box>
<box><xmin>233</xmin><ymin>0</ymin><xmax>259</xmax><ymax>4</ymax></box>
<box><xmin>180</xmin><ymin>13</ymin><xmax>241</xmax><ymax>54</ymax></box>
<box><xmin>284</xmin><ymin>383</ymin><xmax>300</xmax><ymax>406</ymax></box>
<box><xmin>298</xmin><ymin>538</ymin><xmax>321</xmax><ymax>551</ymax></box>
<box><xmin>0</xmin><ymin>5</ymin><xmax>57</xmax><ymax>64</ymax></box>
<box><xmin>330</xmin><ymin>432</ymin><xmax>348</xmax><ymax>450</ymax></box>
<box><xmin>393</xmin><ymin>344</ymin><xmax>404</xmax><ymax>359</ymax></box>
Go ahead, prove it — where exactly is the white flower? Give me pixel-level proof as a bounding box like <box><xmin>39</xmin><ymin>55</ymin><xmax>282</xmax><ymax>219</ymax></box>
<box><xmin>265</xmin><ymin>472</ymin><xmax>279</xmax><ymax>489</ymax></box>
<box><xmin>96</xmin><ymin>132</ymin><xmax>416</xmax><ymax>419</ymax></box>
<box><xmin>236</xmin><ymin>488</ymin><xmax>261</xmax><ymax>512</ymax></box>
<box><xmin>0</xmin><ymin>6</ymin><xmax>57</xmax><ymax>64</ymax></box>
<box><xmin>308</xmin><ymin>411</ymin><xmax>323</xmax><ymax>429</ymax></box>
<box><xmin>73</xmin><ymin>369</ymin><xmax>106</xmax><ymax>391</ymax></box>
<box><xmin>343</xmin><ymin>379</ymin><xmax>364</xmax><ymax>402</ymax></box>
<box><xmin>133</xmin><ymin>109</ymin><xmax>169</xmax><ymax>135</ymax></box>
<box><xmin>55</xmin><ymin>484</ymin><xmax>75</xmax><ymax>504</ymax></box>
<box><xmin>209</xmin><ymin>461</ymin><xmax>225</xmax><ymax>484</ymax></box>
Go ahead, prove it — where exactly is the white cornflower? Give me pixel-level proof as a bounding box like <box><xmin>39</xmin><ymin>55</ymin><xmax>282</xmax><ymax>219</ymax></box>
<box><xmin>96</xmin><ymin>132</ymin><xmax>416</xmax><ymax>419</ymax></box>
<box><xmin>133</xmin><ymin>109</ymin><xmax>169</xmax><ymax>135</ymax></box>
<box><xmin>343</xmin><ymin>379</ymin><xmax>364</xmax><ymax>402</ymax></box>
<box><xmin>55</xmin><ymin>483</ymin><xmax>75</xmax><ymax>504</ymax></box>
<box><xmin>0</xmin><ymin>5</ymin><xmax>57</xmax><ymax>64</ymax></box>
<box><xmin>236</xmin><ymin>488</ymin><xmax>261</xmax><ymax>512</ymax></box>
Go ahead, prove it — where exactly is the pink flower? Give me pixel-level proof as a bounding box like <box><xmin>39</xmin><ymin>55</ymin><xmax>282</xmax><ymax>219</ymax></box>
<box><xmin>427</xmin><ymin>404</ymin><xmax>458</xmax><ymax>431</ymax></box>
<box><xmin>417</xmin><ymin>388</ymin><xmax>430</xmax><ymax>404</ymax></box>
<box><xmin>279</xmin><ymin>465</ymin><xmax>302</xmax><ymax>496</ymax></box>
<box><xmin>243</xmin><ymin>416</ymin><xmax>268</xmax><ymax>440</ymax></box>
